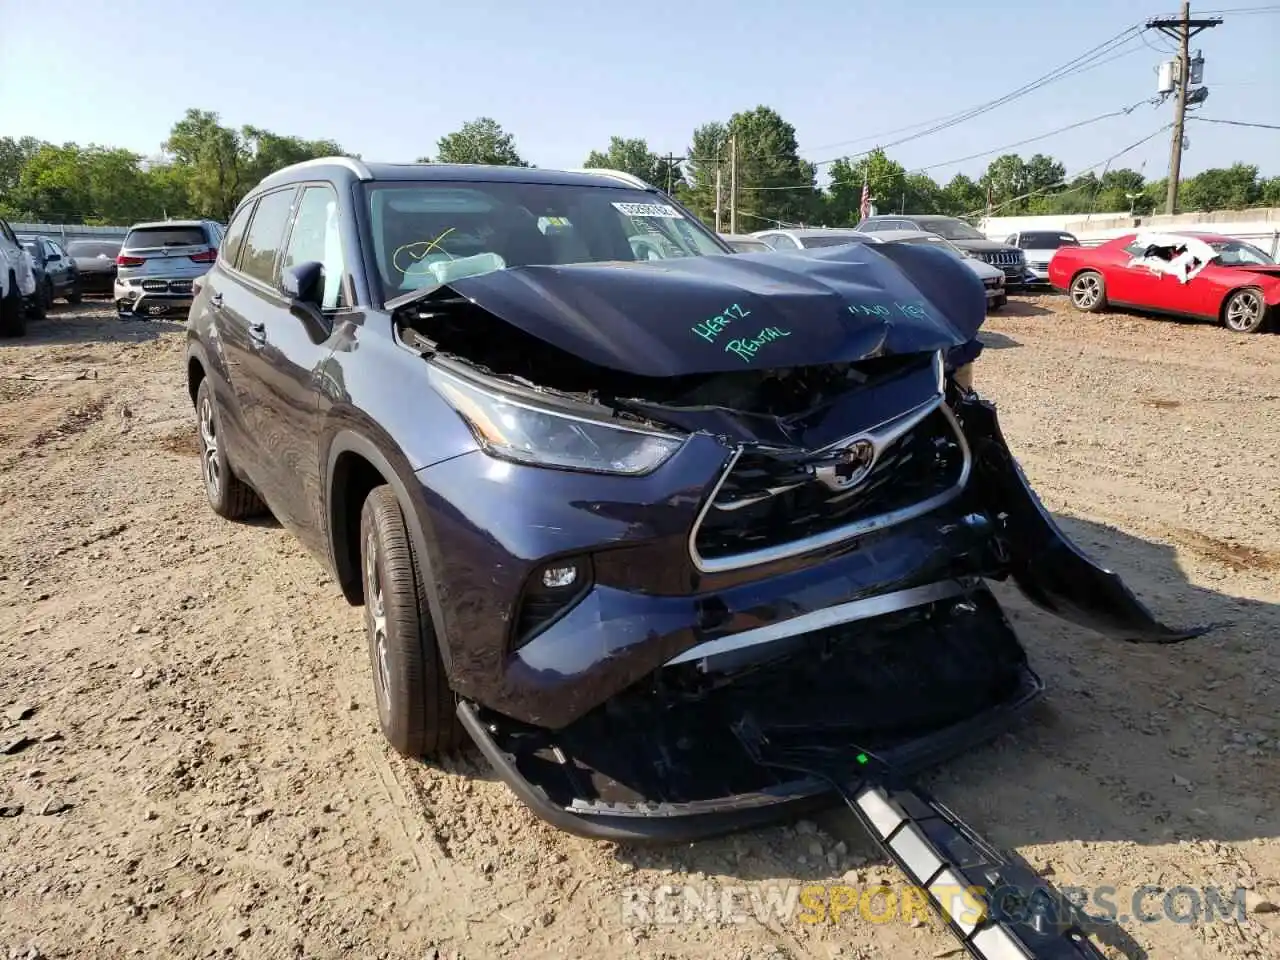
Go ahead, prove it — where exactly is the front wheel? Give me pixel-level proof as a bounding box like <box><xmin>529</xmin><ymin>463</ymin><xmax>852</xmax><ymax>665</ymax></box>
<box><xmin>1222</xmin><ymin>287</ymin><xmax>1267</xmax><ymax>334</ymax></box>
<box><xmin>66</xmin><ymin>283</ymin><xmax>82</xmax><ymax>305</ymax></box>
<box><xmin>42</xmin><ymin>279</ymin><xmax>54</xmax><ymax>310</ymax></box>
<box><xmin>359</xmin><ymin>485</ymin><xmax>463</xmax><ymax>759</ymax></box>
<box><xmin>1069</xmin><ymin>271</ymin><xmax>1107</xmax><ymax>313</ymax></box>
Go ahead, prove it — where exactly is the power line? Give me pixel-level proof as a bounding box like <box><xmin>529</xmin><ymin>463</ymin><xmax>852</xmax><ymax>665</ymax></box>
<box><xmin>683</xmin><ymin>22</ymin><xmax>1145</xmax><ymax>166</ymax></box>
<box><xmin>965</xmin><ymin>123</ymin><xmax>1173</xmax><ymax>219</ymax></box>
<box><xmin>1183</xmin><ymin>4</ymin><xmax>1280</xmax><ymax>13</ymax></box>
<box><xmin>1189</xmin><ymin>116</ymin><xmax>1280</xmax><ymax>129</ymax></box>
<box><xmin>911</xmin><ymin>98</ymin><xmax>1159</xmax><ymax>172</ymax></box>
<box><xmin>734</xmin><ymin>98</ymin><xmax>1161</xmax><ymax>192</ymax></box>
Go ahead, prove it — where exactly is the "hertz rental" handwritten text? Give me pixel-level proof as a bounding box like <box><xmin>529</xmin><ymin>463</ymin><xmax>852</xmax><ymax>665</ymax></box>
<box><xmin>725</xmin><ymin>326</ymin><xmax>791</xmax><ymax>362</ymax></box>
<box><xmin>691</xmin><ymin>303</ymin><xmax>752</xmax><ymax>343</ymax></box>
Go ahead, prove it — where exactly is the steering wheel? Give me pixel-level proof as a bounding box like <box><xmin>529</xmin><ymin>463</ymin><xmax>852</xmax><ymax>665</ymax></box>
<box><xmin>629</xmin><ymin>236</ymin><xmax>666</xmax><ymax>261</ymax></box>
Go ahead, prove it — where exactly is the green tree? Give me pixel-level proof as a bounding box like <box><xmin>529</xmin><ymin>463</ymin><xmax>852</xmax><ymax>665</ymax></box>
<box><xmin>826</xmin><ymin>150</ymin><xmax>907</xmax><ymax>223</ymax></box>
<box><xmin>242</xmin><ymin>126</ymin><xmax>346</xmax><ymax>187</ymax></box>
<box><xmin>727</xmin><ymin>106</ymin><xmax>819</xmax><ymax>228</ymax></box>
<box><xmin>583</xmin><ymin>136</ymin><xmax>682</xmax><ymax>192</ymax></box>
<box><xmin>980</xmin><ymin>154</ymin><xmax>1030</xmax><ymax>212</ymax></box>
<box><xmin>13</xmin><ymin>143</ymin><xmax>95</xmax><ymax>222</ymax></box>
<box><xmin>679</xmin><ymin>122</ymin><xmax>729</xmax><ymax>225</ymax></box>
<box><xmin>1260</xmin><ymin>176</ymin><xmax>1280</xmax><ymax>206</ymax></box>
<box><xmin>163</xmin><ymin>109</ymin><xmax>249</xmax><ymax>220</ymax></box>
<box><xmin>1179</xmin><ymin>163</ymin><xmax>1261</xmax><ymax>211</ymax></box>
<box><xmin>430</xmin><ymin>118</ymin><xmax>527</xmax><ymax>166</ymax></box>
<box><xmin>939</xmin><ymin>174</ymin><xmax>985</xmax><ymax>216</ymax></box>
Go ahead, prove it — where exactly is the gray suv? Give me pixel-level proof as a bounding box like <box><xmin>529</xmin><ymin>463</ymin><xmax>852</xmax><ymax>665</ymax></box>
<box><xmin>855</xmin><ymin>215</ymin><xmax>1033</xmax><ymax>289</ymax></box>
<box><xmin>114</xmin><ymin>219</ymin><xmax>224</xmax><ymax>319</ymax></box>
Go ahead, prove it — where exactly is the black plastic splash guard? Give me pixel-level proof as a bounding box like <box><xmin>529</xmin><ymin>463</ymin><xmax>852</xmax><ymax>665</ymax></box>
<box><xmin>735</xmin><ymin>717</ymin><xmax>1107</xmax><ymax>960</ymax></box>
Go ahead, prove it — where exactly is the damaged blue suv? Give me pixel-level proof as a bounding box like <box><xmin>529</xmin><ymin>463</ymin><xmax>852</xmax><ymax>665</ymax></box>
<box><xmin>185</xmin><ymin>159</ymin><xmax>1189</xmax><ymax>843</ymax></box>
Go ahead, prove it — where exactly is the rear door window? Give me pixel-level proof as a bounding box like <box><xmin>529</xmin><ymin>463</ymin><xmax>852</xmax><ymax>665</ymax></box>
<box><xmin>220</xmin><ymin>202</ymin><xmax>256</xmax><ymax>270</ymax></box>
<box><xmin>239</xmin><ymin>188</ymin><xmax>299</xmax><ymax>288</ymax></box>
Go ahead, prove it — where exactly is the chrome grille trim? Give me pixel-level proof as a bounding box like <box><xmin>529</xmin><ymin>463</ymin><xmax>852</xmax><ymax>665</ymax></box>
<box><xmin>687</xmin><ymin>394</ymin><xmax>973</xmax><ymax>574</ymax></box>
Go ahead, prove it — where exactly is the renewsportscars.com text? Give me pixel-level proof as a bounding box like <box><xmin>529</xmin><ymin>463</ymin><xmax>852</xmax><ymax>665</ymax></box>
<box><xmin>620</xmin><ymin>882</ymin><xmax>1250</xmax><ymax>928</ymax></box>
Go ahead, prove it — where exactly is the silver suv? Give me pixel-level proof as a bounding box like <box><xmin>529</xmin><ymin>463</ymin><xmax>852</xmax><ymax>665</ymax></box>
<box><xmin>114</xmin><ymin>219</ymin><xmax>224</xmax><ymax>319</ymax></box>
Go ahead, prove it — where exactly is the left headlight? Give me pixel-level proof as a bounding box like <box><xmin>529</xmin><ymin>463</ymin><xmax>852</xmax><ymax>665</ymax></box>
<box><xmin>429</xmin><ymin>365</ymin><xmax>685</xmax><ymax>476</ymax></box>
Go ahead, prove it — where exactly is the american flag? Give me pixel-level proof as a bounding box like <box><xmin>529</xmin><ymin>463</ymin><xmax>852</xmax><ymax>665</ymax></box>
<box><xmin>859</xmin><ymin>175</ymin><xmax>871</xmax><ymax>220</ymax></box>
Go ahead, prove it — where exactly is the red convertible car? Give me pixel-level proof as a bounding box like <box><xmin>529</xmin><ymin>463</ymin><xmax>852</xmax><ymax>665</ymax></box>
<box><xmin>1048</xmin><ymin>230</ymin><xmax>1280</xmax><ymax>333</ymax></box>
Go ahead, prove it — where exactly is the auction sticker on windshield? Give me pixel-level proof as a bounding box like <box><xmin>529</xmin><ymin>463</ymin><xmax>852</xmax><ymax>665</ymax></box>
<box><xmin>613</xmin><ymin>202</ymin><xmax>684</xmax><ymax>219</ymax></box>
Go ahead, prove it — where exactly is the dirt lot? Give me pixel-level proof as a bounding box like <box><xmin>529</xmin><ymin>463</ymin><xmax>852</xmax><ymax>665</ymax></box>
<box><xmin>1</xmin><ymin>295</ymin><xmax>1278</xmax><ymax>960</ymax></box>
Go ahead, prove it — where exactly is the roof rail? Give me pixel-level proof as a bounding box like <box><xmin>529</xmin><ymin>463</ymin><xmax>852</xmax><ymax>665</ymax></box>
<box><xmin>266</xmin><ymin>156</ymin><xmax>374</xmax><ymax>182</ymax></box>
<box><xmin>563</xmin><ymin>168</ymin><xmax>656</xmax><ymax>191</ymax></box>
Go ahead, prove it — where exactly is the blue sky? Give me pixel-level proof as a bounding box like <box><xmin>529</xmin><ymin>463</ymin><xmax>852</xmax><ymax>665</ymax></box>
<box><xmin>0</xmin><ymin>0</ymin><xmax>1275</xmax><ymax>185</ymax></box>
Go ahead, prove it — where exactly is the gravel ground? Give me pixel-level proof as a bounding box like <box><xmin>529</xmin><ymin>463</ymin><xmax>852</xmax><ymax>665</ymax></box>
<box><xmin>1</xmin><ymin>295</ymin><xmax>1278</xmax><ymax>960</ymax></box>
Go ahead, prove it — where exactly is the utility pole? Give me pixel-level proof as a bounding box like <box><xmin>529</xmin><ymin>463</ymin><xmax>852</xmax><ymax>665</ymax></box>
<box><xmin>728</xmin><ymin>134</ymin><xmax>738</xmax><ymax>234</ymax></box>
<box><xmin>661</xmin><ymin>153</ymin><xmax>684</xmax><ymax>196</ymax></box>
<box><xmin>714</xmin><ymin>166</ymin><xmax>723</xmax><ymax>233</ymax></box>
<box><xmin>1147</xmin><ymin>3</ymin><xmax>1221</xmax><ymax>214</ymax></box>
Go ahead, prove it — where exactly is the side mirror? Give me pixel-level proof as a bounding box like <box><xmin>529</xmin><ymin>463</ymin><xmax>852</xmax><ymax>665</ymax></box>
<box><xmin>282</xmin><ymin>261</ymin><xmax>332</xmax><ymax>343</ymax></box>
<box><xmin>282</xmin><ymin>260</ymin><xmax>325</xmax><ymax>308</ymax></box>
<box><xmin>46</xmin><ymin>253</ymin><xmax>59</xmax><ymax>264</ymax></box>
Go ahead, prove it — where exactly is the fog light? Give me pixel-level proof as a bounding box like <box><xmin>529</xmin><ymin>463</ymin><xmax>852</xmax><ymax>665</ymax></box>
<box><xmin>541</xmin><ymin>565</ymin><xmax>578</xmax><ymax>589</ymax></box>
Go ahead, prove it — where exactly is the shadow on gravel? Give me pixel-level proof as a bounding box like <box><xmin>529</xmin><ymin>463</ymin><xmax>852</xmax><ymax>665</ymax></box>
<box><xmin>8</xmin><ymin>308</ymin><xmax>180</xmax><ymax>347</ymax></box>
<box><xmin>999</xmin><ymin>300</ymin><xmax>1055</xmax><ymax>317</ymax></box>
<box><xmin>598</xmin><ymin>516</ymin><xmax>1278</xmax><ymax>957</ymax></box>
<box><xmin>979</xmin><ymin>330</ymin><xmax>1021</xmax><ymax>350</ymax></box>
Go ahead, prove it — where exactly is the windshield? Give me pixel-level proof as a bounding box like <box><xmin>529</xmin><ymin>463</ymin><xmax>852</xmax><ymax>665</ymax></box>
<box><xmin>20</xmin><ymin>241</ymin><xmax>39</xmax><ymax>257</ymax></box>
<box><xmin>922</xmin><ymin>219</ymin><xmax>986</xmax><ymax>241</ymax></box>
<box><xmin>1211</xmin><ymin>240</ymin><xmax>1273</xmax><ymax>266</ymax></box>
<box><xmin>66</xmin><ymin>240</ymin><xmax>122</xmax><ymax>258</ymax></box>
<box><xmin>1017</xmin><ymin>232</ymin><xmax>1078</xmax><ymax>249</ymax></box>
<box><xmin>798</xmin><ymin>235</ymin><xmax>867</xmax><ymax>248</ymax></box>
<box><xmin>365</xmin><ymin>181</ymin><xmax>726</xmax><ymax>299</ymax></box>
<box><xmin>123</xmin><ymin>226</ymin><xmax>207</xmax><ymax>249</ymax></box>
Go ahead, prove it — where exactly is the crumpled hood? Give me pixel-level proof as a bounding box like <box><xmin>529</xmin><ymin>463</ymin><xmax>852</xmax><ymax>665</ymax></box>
<box><xmin>437</xmin><ymin>242</ymin><xmax>987</xmax><ymax>378</ymax></box>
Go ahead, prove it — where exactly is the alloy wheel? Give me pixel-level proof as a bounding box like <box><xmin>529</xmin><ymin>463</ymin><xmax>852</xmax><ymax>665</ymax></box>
<box><xmin>365</xmin><ymin>531</ymin><xmax>392</xmax><ymax>723</ymax></box>
<box><xmin>1071</xmin><ymin>274</ymin><xmax>1100</xmax><ymax>309</ymax></box>
<box><xmin>198</xmin><ymin>396</ymin><xmax>220</xmax><ymax>499</ymax></box>
<box><xmin>1225</xmin><ymin>290</ymin><xmax>1262</xmax><ymax>332</ymax></box>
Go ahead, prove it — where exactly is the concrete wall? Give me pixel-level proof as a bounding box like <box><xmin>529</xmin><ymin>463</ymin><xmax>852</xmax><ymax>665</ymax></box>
<box><xmin>979</xmin><ymin>208</ymin><xmax>1280</xmax><ymax>257</ymax></box>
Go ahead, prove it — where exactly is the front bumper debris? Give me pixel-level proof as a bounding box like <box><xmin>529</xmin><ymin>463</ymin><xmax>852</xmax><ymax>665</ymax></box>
<box><xmin>459</xmin><ymin>583</ymin><xmax>1045</xmax><ymax>843</ymax></box>
<box><xmin>116</xmin><ymin>278</ymin><xmax>195</xmax><ymax>318</ymax></box>
<box><xmin>739</xmin><ymin>723</ymin><xmax>1107</xmax><ymax>959</ymax></box>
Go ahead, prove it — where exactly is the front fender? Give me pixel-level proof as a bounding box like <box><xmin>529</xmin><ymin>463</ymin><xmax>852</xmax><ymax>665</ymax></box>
<box><xmin>957</xmin><ymin>394</ymin><xmax>1204</xmax><ymax>643</ymax></box>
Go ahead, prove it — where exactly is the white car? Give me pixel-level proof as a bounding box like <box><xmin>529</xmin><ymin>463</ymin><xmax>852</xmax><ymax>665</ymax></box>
<box><xmin>861</xmin><ymin>229</ymin><xmax>1008</xmax><ymax>311</ymax></box>
<box><xmin>1004</xmin><ymin>230</ymin><xmax>1080</xmax><ymax>286</ymax></box>
<box><xmin>1</xmin><ymin>217</ymin><xmax>39</xmax><ymax>337</ymax></box>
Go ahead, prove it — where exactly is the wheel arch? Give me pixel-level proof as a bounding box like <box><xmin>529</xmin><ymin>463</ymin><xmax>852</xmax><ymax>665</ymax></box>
<box><xmin>1217</xmin><ymin>283</ymin><xmax>1269</xmax><ymax>329</ymax></box>
<box><xmin>324</xmin><ymin>432</ymin><xmax>448</xmax><ymax>673</ymax></box>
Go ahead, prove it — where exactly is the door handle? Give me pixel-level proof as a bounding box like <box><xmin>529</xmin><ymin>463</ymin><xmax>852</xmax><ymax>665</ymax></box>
<box><xmin>248</xmin><ymin>321</ymin><xmax>267</xmax><ymax>343</ymax></box>
<box><xmin>209</xmin><ymin>292</ymin><xmax>224</xmax><ymax>308</ymax></box>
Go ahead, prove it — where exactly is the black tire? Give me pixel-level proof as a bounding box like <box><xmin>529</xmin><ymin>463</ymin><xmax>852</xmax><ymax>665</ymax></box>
<box><xmin>194</xmin><ymin>378</ymin><xmax>266</xmax><ymax>520</ymax></box>
<box><xmin>26</xmin><ymin>293</ymin><xmax>45</xmax><ymax>322</ymax></box>
<box><xmin>66</xmin><ymin>283</ymin><xmax>82</xmax><ymax>305</ymax></box>
<box><xmin>991</xmin><ymin>294</ymin><xmax>1008</xmax><ymax>311</ymax></box>
<box><xmin>359</xmin><ymin>485</ymin><xmax>462</xmax><ymax>759</ymax></box>
<box><xmin>0</xmin><ymin>276</ymin><xmax>26</xmax><ymax>338</ymax></box>
<box><xmin>42</xmin><ymin>279</ymin><xmax>54</xmax><ymax>310</ymax></box>
<box><xmin>1069</xmin><ymin>270</ymin><xmax>1107</xmax><ymax>313</ymax></box>
<box><xmin>1221</xmin><ymin>287</ymin><xmax>1268</xmax><ymax>334</ymax></box>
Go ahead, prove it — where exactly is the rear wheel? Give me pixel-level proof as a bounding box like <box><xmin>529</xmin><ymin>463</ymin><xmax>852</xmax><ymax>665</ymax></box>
<box><xmin>1222</xmin><ymin>287</ymin><xmax>1267</xmax><ymax>334</ymax></box>
<box><xmin>359</xmin><ymin>485</ymin><xmax>463</xmax><ymax>759</ymax></box>
<box><xmin>195</xmin><ymin>378</ymin><xmax>266</xmax><ymax>520</ymax></box>
<box><xmin>0</xmin><ymin>277</ymin><xmax>25</xmax><ymax>338</ymax></box>
<box><xmin>1069</xmin><ymin>270</ymin><xmax>1107</xmax><ymax>313</ymax></box>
